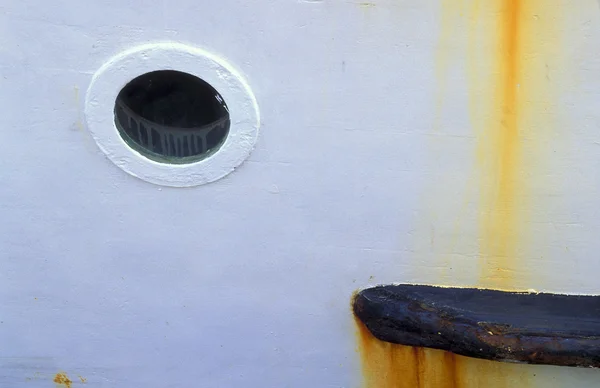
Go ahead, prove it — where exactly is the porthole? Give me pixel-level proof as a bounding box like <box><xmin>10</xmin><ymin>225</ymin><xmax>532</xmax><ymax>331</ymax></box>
<box><xmin>115</xmin><ymin>70</ymin><xmax>230</xmax><ymax>164</ymax></box>
<box><xmin>85</xmin><ymin>42</ymin><xmax>260</xmax><ymax>187</ymax></box>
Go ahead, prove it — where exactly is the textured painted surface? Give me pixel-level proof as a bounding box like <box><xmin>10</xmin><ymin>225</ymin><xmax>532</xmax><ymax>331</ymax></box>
<box><xmin>356</xmin><ymin>0</ymin><xmax>600</xmax><ymax>387</ymax></box>
<box><xmin>1</xmin><ymin>0</ymin><xmax>600</xmax><ymax>387</ymax></box>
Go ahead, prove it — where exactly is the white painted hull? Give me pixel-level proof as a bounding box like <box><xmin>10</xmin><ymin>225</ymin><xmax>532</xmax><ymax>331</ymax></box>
<box><xmin>2</xmin><ymin>1</ymin><xmax>600</xmax><ymax>386</ymax></box>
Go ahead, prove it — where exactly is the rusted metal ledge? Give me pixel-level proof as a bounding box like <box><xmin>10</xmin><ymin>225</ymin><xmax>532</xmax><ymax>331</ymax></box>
<box><xmin>353</xmin><ymin>284</ymin><xmax>600</xmax><ymax>368</ymax></box>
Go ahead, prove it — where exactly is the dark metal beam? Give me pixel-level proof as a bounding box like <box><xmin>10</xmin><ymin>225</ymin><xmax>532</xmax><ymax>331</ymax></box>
<box><xmin>353</xmin><ymin>284</ymin><xmax>600</xmax><ymax>368</ymax></box>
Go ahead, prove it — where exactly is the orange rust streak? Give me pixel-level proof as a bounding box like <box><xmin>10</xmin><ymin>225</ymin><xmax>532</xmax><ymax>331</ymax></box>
<box><xmin>356</xmin><ymin>317</ymin><xmax>460</xmax><ymax>388</ymax></box>
<box><xmin>479</xmin><ymin>0</ymin><xmax>524</xmax><ymax>288</ymax></box>
<box><xmin>499</xmin><ymin>0</ymin><xmax>521</xmax><ymax>195</ymax></box>
<box><xmin>497</xmin><ymin>0</ymin><xmax>521</xmax><ymax>244</ymax></box>
<box><xmin>357</xmin><ymin>0</ymin><xmax>565</xmax><ymax>385</ymax></box>
<box><xmin>356</xmin><ymin>318</ymin><xmax>534</xmax><ymax>388</ymax></box>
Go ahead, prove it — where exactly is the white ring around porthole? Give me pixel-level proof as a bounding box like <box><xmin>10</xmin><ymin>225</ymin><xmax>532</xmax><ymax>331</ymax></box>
<box><xmin>85</xmin><ymin>42</ymin><xmax>260</xmax><ymax>187</ymax></box>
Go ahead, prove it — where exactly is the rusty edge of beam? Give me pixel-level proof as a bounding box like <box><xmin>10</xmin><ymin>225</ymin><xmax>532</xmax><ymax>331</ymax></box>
<box><xmin>352</xmin><ymin>284</ymin><xmax>600</xmax><ymax>368</ymax></box>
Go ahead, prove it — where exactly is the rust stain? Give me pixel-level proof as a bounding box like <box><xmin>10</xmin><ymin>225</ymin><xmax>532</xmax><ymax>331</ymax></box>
<box><xmin>54</xmin><ymin>372</ymin><xmax>73</xmax><ymax>388</ymax></box>
<box><xmin>356</xmin><ymin>316</ymin><xmax>462</xmax><ymax>388</ymax></box>
<box><xmin>477</xmin><ymin>0</ymin><xmax>524</xmax><ymax>289</ymax></box>
<box><xmin>356</xmin><ymin>317</ymin><xmax>532</xmax><ymax>388</ymax></box>
<box><xmin>471</xmin><ymin>0</ymin><xmax>562</xmax><ymax>289</ymax></box>
<box><xmin>421</xmin><ymin>0</ymin><xmax>565</xmax><ymax>288</ymax></box>
<box><xmin>357</xmin><ymin>0</ymin><xmax>567</xmax><ymax>385</ymax></box>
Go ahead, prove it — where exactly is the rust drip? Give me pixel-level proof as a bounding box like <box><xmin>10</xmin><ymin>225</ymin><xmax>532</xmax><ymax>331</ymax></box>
<box><xmin>356</xmin><ymin>316</ymin><xmax>461</xmax><ymax>388</ymax></box>
<box><xmin>478</xmin><ymin>0</ymin><xmax>526</xmax><ymax>288</ymax></box>
<box><xmin>356</xmin><ymin>316</ymin><xmax>535</xmax><ymax>388</ymax></box>
<box><xmin>355</xmin><ymin>0</ymin><xmax>569</xmax><ymax>384</ymax></box>
<box><xmin>497</xmin><ymin>0</ymin><xmax>522</xmax><ymax>222</ymax></box>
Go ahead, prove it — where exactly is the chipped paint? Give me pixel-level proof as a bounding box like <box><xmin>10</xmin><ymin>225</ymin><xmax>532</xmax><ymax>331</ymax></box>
<box><xmin>54</xmin><ymin>372</ymin><xmax>73</xmax><ymax>388</ymax></box>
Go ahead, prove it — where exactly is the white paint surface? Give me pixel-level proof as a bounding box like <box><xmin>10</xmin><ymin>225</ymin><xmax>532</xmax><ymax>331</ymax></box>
<box><xmin>1</xmin><ymin>1</ymin><xmax>600</xmax><ymax>387</ymax></box>
<box><xmin>86</xmin><ymin>42</ymin><xmax>260</xmax><ymax>187</ymax></box>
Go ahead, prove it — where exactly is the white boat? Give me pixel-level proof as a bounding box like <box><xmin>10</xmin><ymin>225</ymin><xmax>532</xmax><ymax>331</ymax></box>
<box><xmin>2</xmin><ymin>1</ymin><xmax>600</xmax><ymax>387</ymax></box>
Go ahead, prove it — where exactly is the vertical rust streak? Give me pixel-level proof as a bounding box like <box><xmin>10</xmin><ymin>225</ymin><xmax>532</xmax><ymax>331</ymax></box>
<box><xmin>499</xmin><ymin>0</ymin><xmax>521</xmax><ymax>200</ymax></box>
<box><xmin>356</xmin><ymin>317</ymin><xmax>465</xmax><ymax>388</ymax></box>
<box><xmin>444</xmin><ymin>351</ymin><xmax>459</xmax><ymax>388</ymax></box>
<box><xmin>480</xmin><ymin>0</ymin><xmax>523</xmax><ymax>288</ymax></box>
<box><xmin>413</xmin><ymin>347</ymin><xmax>423</xmax><ymax>387</ymax></box>
<box><xmin>497</xmin><ymin>0</ymin><xmax>521</xmax><ymax>247</ymax></box>
<box><xmin>356</xmin><ymin>315</ymin><xmax>530</xmax><ymax>388</ymax></box>
<box><xmin>355</xmin><ymin>0</ymin><xmax>569</xmax><ymax>386</ymax></box>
